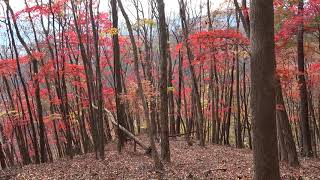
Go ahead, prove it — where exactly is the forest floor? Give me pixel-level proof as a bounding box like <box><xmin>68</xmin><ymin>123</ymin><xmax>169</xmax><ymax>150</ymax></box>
<box><xmin>2</xmin><ymin>136</ymin><xmax>320</xmax><ymax>180</ymax></box>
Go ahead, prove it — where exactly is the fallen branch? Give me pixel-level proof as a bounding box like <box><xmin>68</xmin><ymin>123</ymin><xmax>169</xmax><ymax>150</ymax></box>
<box><xmin>169</xmin><ymin>131</ymin><xmax>196</xmax><ymax>138</ymax></box>
<box><xmin>92</xmin><ymin>104</ymin><xmax>151</xmax><ymax>154</ymax></box>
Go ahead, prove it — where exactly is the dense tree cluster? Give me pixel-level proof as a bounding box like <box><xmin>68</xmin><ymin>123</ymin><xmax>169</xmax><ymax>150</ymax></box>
<box><xmin>0</xmin><ymin>0</ymin><xmax>319</xmax><ymax>178</ymax></box>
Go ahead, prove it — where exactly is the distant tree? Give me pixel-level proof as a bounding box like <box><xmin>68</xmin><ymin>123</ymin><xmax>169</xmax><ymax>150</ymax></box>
<box><xmin>111</xmin><ymin>0</ymin><xmax>126</xmax><ymax>153</ymax></box>
<box><xmin>117</xmin><ymin>0</ymin><xmax>163</xmax><ymax>171</ymax></box>
<box><xmin>297</xmin><ymin>0</ymin><xmax>313</xmax><ymax>157</ymax></box>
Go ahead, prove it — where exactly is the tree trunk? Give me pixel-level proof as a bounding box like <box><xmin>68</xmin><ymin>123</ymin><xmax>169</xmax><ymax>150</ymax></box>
<box><xmin>117</xmin><ymin>0</ymin><xmax>163</xmax><ymax>171</ymax></box>
<box><xmin>111</xmin><ymin>0</ymin><xmax>127</xmax><ymax>154</ymax></box>
<box><xmin>250</xmin><ymin>0</ymin><xmax>280</xmax><ymax>179</ymax></box>
<box><xmin>276</xmin><ymin>79</ymin><xmax>299</xmax><ymax>167</ymax></box>
<box><xmin>0</xmin><ymin>141</ymin><xmax>6</xmax><ymax>169</ymax></box>
<box><xmin>179</xmin><ymin>0</ymin><xmax>205</xmax><ymax>147</ymax></box>
<box><xmin>176</xmin><ymin>50</ymin><xmax>183</xmax><ymax>135</ymax></box>
<box><xmin>157</xmin><ymin>0</ymin><xmax>171</xmax><ymax>162</ymax></box>
<box><xmin>297</xmin><ymin>0</ymin><xmax>313</xmax><ymax>157</ymax></box>
<box><xmin>235</xmin><ymin>12</ymin><xmax>243</xmax><ymax>149</ymax></box>
<box><xmin>225</xmin><ymin>58</ymin><xmax>235</xmax><ymax>146</ymax></box>
<box><xmin>70</xmin><ymin>0</ymin><xmax>97</xmax><ymax>158</ymax></box>
<box><xmin>89</xmin><ymin>0</ymin><xmax>105</xmax><ymax>159</ymax></box>
<box><xmin>206</xmin><ymin>0</ymin><xmax>217</xmax><ymax>145</ymax></box>
<box><xmin>6</xmin><ymin>3</ymin><xmax>40</xmax><ymax>164</ymax></box>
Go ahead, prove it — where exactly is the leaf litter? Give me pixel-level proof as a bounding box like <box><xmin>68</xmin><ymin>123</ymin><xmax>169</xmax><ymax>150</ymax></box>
<box><xmin>2</xmin><ymin>137</ymin><xmax>320</xmax><ymax>180</ymax></box>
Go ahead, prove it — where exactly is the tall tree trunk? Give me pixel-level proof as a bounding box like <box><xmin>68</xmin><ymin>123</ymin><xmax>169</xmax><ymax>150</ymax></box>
<box><xmin>297</xmin><ymin>0</ymin><xmax>313</xmax><ymax>157</ymax></box>
<box><xmin>250</xmin><ymin>0</ymin><xmax>280</xmax><ymax>179</ymax></box>
<box><xmin>309</xmin><ymin>93</ymin><xmax>318</xmax><ymax>157</ymax></box>
<box><xmin>32</xmin><ymin>56</ymin><xmax>48</xmax><ymax>163</ymax></box>
<box><xmin>117</xmin><ymin>0</ymin><xmax>163</xmax><ymax>171</ymax></box>
<box><xmin>243</xmin><ymin>62</ymin><xmax>252</xmax><ymax>149</ymax></box>
<box><xmin>176</xmin><ymin>50</ymin><xmax>183</xmax><ymax>135</ymax></box>
<box><xmin>111</xmin><ymin>0</ymin><xmax>127</xmax><ymax>153</ymax></box>
<box><xmin>235</xmin><ymin>11</ymin><xmax>243</xmax><ymax>148</ymax></box>
<box><xmin>24</xmin><ymin>0</ymin><xmax>49</xmax><ymax>162</ymax></box>
<box><xmin>179</xmin><ymin>0</ymin><xmax>205</xmax><ymax>147</ymax></box>
<box><xmin>167</xmin><ymin>30</ymin><xmax>175</xmax><ymax>137</ymax></box>
<box><xmin>157</xmin><ymin>0</ymin><xmax>170</xmax><ymax>162</ymax></box>
<box><xmin>89</xmin><ymin>0</ymin><xmax>105</xmax><ymax>159</ymax></box>
<box><xmin>5</xmin><ymin>3</ymin><xmax>40</xmax><ymax>164</ymax></box>
<box><xmin>60</xmin><ymin>29</ymin><xmax>74</xmax><ymax>159</ymax></box>
<box><xmin>225</xmin><ymin>58</ymin><xmax>235</xmax><ymax>146</ymax></box>
<box><xmin>207</xmin><ymin>0</ymin><xmax>217</xmax><ymax>144</ymax></box>
<box><xmin>70</xmin><ymin>0</ymin><xmax>98</xmax><ymax>157</ymax></box>
<box><xmin>276</xmin><ymin>79</ymin><xmax>299</xmax><ymax>167</ymax></box>
<box><xmin>2</xmin><ymin>77</ymin><xmax>31</xmax><ymax>164</ymax></box>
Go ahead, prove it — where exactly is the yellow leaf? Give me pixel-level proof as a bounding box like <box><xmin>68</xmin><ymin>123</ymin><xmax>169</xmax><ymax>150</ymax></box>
<box><xmin>0</xmin><ymin>110</ymin><xmax>19</xmax><ymax>118</ymax></box>
<box><xmin>167</xmin><ymin>87</ymin><xmax>175</xmax><ymax>92</ymax></box>
<box><xmin>107</xmin><ymin>28</ymin><xmax>119</xmax><ymax>35</ymax></box>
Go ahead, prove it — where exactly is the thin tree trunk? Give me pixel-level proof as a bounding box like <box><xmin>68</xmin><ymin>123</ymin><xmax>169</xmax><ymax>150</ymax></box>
<box><xmin>179</xmin><ymin>0</ymin><xmax>205</xmax><ymax>147</ymax></box>
<box><xmin>0</xmin><ymin>140</ymin><xmax>6</xmax><ymax>169</ymax></box>
<box><xmin>111</xmin><ymin>0</ymin><xmax>127</xmax><ymax>153</ymax></box>
<box><xmin>225</xmin><ymin>58</ymin><xmax>235</xmax><ymax>146</ymax></box>
<box><xmin>157</xmin><ymin>0</ymin><xmax>170</xmax><ymax>162</ymax></box>
<box><xmin>297</xmin><ymin>0</ymin><xmax>313</xmax><ymax>157</ymax></box>
<box><xmin>5</xmin><ymin>3</ymin><xmax>40</xmax><ymax>164</ymax></box>
<box><xmin>276</xmin><ymin>79</ymin><xmax>299</xmax><ymax>167</ymax></box>
<box><xmin>89</xmin><ymin>0</ymin><xmax>105</xmax><ymax>159</ymax></box>
<box><xmin>117</xmin><ymin>0</ymin><xmax>163</xmax><ymax>171</ymax></box>
<box><xmin>235</xmin><ymin>11</ymin><xmax>243</xmax><ymax>149</ymax></box>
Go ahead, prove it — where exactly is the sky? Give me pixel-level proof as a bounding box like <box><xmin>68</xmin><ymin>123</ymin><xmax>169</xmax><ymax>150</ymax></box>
<box><xmin>7</xmin><ymin>0</ymin><xmax>226</xmax><ymax>15</ymax></box>
<box><xmin>0</xmin><ymin>0</ymin><xmax>226</xmax><ymax>45</ymax></box>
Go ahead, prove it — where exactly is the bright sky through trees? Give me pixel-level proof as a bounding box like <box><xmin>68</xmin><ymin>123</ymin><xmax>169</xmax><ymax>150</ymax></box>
<box><xmin>7</xmin><ymin>0</ymin><xmax>225</xmax><ymax>13</ymax></box>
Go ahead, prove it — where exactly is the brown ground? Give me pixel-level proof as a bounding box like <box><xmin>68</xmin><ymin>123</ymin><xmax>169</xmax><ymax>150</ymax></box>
<box><xmin>1</xmin><ymin>137</ymin><xmax>320</xmax><ymax>179</ymax></box>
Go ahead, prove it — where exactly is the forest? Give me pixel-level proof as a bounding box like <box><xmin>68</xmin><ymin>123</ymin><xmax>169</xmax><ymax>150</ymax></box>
<box><xmin>0</xmin><ymin>0</ymin><xmax>320</xmax><ymax>179</ymax></box>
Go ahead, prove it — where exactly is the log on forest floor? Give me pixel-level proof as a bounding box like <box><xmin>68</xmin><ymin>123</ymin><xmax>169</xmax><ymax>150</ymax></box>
<box><xmin>92</xmin><ymin>104</ymin><xmax>151</xmax><ymax>154</ymax></box>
